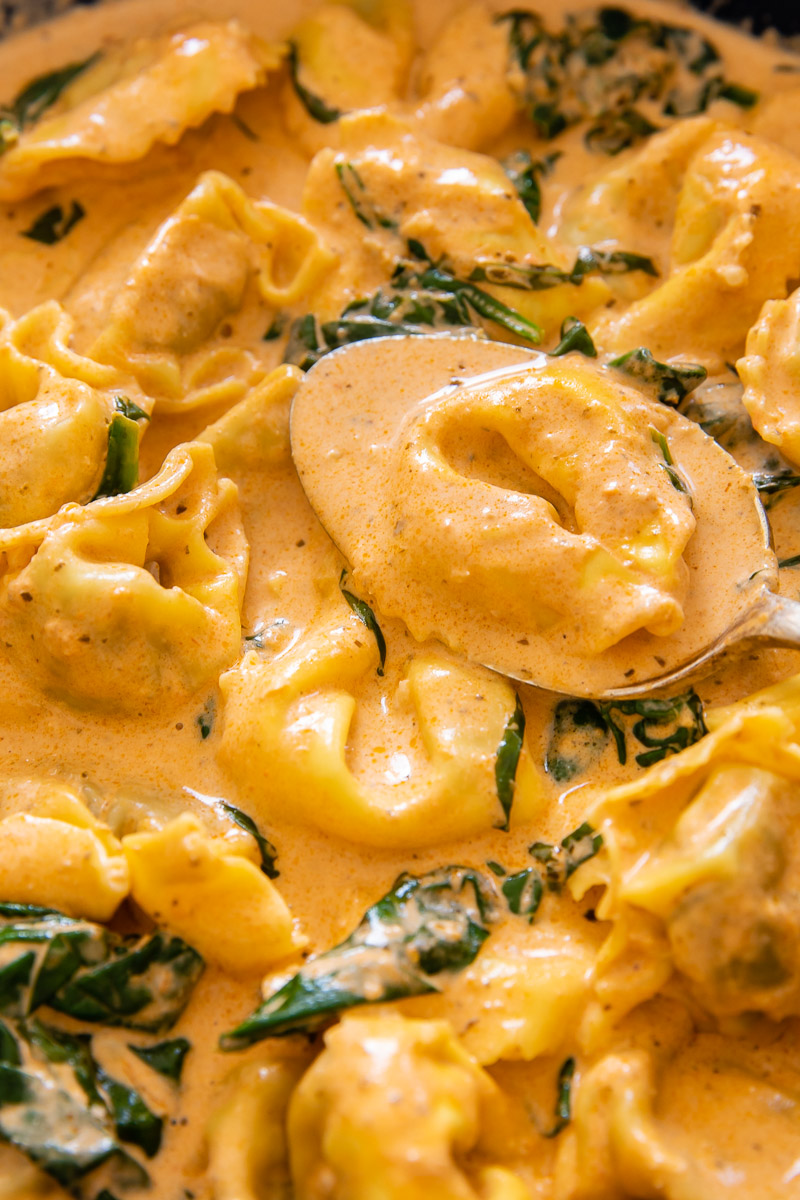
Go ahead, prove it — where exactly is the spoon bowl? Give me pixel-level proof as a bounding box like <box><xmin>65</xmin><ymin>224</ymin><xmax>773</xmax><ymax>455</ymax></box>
<box><xmin>290</xmin><ymin>333</ymin><xmax>791</xmax><ymax>698</ymax></box>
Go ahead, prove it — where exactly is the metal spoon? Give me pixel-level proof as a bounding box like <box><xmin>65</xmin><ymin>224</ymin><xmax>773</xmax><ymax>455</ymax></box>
<box><xmin>290</xmin><ymin>333</ymin><xmax>797</xmax><ymax>699</ymax></box>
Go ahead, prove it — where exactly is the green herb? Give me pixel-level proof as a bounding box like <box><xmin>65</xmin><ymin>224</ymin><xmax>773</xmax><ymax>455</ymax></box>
<box><xmin>263</xmin><ymin>315</ymin><xmax>285</xmax><ymax>341</ymax></box>
<box><xmin>410</xmin><ymin>263</ymin><xmax>542</xmax><ymax>343</ymax></box>
<box><xmin>753</xmin><ymin>470</ymin><xmax>800</xmax><ymax>498</ymax></box>
<box><xmin>609</xmin><ymin>346</ymin><xmax>707</xmax><ymax>405</ymax></box>
<box><xmin>0</xmin><ymin>53</ymin><xmax>99</xmax><ymax>151</ymax></box>
<box><xmin>543</xmin><ymin>1056</ymin><xmax>576</xmax><ymax>1137</ymax></box>
<box><xmin>495</xmin><ymin>696</ymin><xmax>525</xmax><ymax>830</ymax></box>
<box><xmin>339</xmin><ymin>570</ymin><xmax>386</xmax><ymax>676</ymax></box>
<box><xmin>335</xmin><ymin>161</ymin><xmax>396</xmax><ymax>230</ymax></box>
<box><xmin>287</xmin><ymin>41</ymin><xmax>342</xmax><ymax>124</ymax></box>
<box><xmin>220</xmin><ymin>867</ymin><xmax>499</xmax><ymax>1048</ymax></box>
<box><xmin>218</xmin><ymin>802</ymin><xmax>279</xmax><ymax>879</ymax></box>
<box><xmin>600</xmin><ymin>690</ymin><xmax>707</xmax><ymax>767</ymax></box>
<box><xmin>550</xmin><ymin>316</ymin><xmax>597</xmax><ymax>358</ymax></box>
<box><xmin>112</xmin><ymin>396</ymin><xmax>149</xmax><ymax>422</ymax></box>
<box><xmin>486</xmin><ymin>861</ymin><xmax>507</xmax><ymax>877</ymax></box>
<box><xmin>545</xmin><ymin>698</ymin><xmax>609</xmax><ymax>782</ymax></box>
<box><xmin>529</xmin><ymin>822</ymin><xmax>603</xmax><ymax>892</ymax></box>
<box><xmin>0</xmin><ymin>1016</ymin><xmax>151</xmax><ymax>1195</ymax></box>
<box><xmin>779</xmin><ymin>553</ymin><xmax>800</xmax><ymax>569</ymax></box>
<box><xmin>94</xmin><ymin>409</ymin><xmax>141</xmax><ymax>499</ymax></box>
<box><xmin>231</xmin><ymin>113</ymin><xmax>259</xmax><ymax>141</ymax></box>
<box><xmin>497</xmin><ymin>7</ymin><xmax>757</xmax><ymax>147</ymax></box>
<box><xmin>501</xmin><ymin>868</ymin><xmax>543</xmax><ymax>922</ymax></box>
<box><xmin>22</xmin><ymin>200</ymin><xmax>85</xmax><ymax>245</ymax></box>
<box><xmin>128</xmin><ymin>1037</ymin><xmax>191</xmax><ymax>1085</ymax></box>
<box><xmin>584</xmin><ymin>107</ymin><xmax>659</xmax><ymax>154</ymax></box>
<box><xmin>501</xmin><ymin>149</ymin><xmax>561</xmax><ymax>223</ymax></box>
<box><xmin>650</xmin><ymin>427</ymin><xmax>690</xmax><ymax>497</ymax></box>
<box><xmin>468</xmin><ymin>246</ymin><xmax>657</xmax><ymax>291</ymax></box>
<box><xmin>0</xmin><ymin>903</ymin><xmax>203</xmax><ymax>1032</ymax></box>
<box><xmin>196</xmin><ymin>697</ymin><xmax>216</xmax><ymax>740</ymax></box>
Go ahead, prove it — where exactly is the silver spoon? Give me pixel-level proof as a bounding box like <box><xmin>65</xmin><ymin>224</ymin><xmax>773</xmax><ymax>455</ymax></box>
<box><xmin>290</xmin><ymin>333</ymin><xmax>798</xmax><ymax>699</ymax></box>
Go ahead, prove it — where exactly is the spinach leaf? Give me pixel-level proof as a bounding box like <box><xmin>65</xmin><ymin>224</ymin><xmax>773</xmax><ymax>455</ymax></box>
<box><xmin>335</xmin><ymin>161</ymin><xmax>396</xmax><ymax>230</ymax></box>
<box><xmin>468</xmin><ymin>246</ymin><xmax>657</xmax><ymax>290</ymax></box>
<box><xmin>650</xmin><ymin>427</ymin><xmax>691</xmax><ymax>497</ymax></box>
<box><xmin>501</xmin><ymin>868</ymin><xmax>543</xmax><ymax>922</ymax></box>
<box><xmin>501</xmin><ymin>149</ymin><xmax>561</xmax><ymax>223</ymax></box>
<box><xmin>753</xmin><ymin>470</ymin><xmax>800</xmax><ymax>499</ymax></box>
<box><xmin>287</xmin><ymin>42</ymin><xmax>342</xmax><ymax>124</ymax></box>
<box><xmin>599</xmin><ymin>690</ymin><xmax>707</xmax><ymax>767</ymax></box>
<box><xmin>339</xmin><ymin>570</ymin><xmax>387</xmax><ymax>675</ymax></box>
<box><xmin>495</xmin><ymin>696</ymin><xmax>525</xmax><ymax>830</ymax></box>
<box><xmin>263</xmin><ymin>314</ymin><xmax>285</xmax><ymax>341</ymax></box>
<box><xmin>196</xmin><ymin>696</ymin><xmax>216</xmax><ymax>741</ymax></box>
<box><xmin>543</xmin><ymin>1056</ymin><xmax>576</xmax><ymax>1138</ymax></box>
<box><xmin>584</xmin><ymin>107</ymin><xmax>659</xmax><ymax>154</ymax></box>
<box><xmin>0</xmin><ymin>1017</ymin><xmax>151</xmax><ymax>1196</ymax></box>
<box><xmin>128</xmin><ymin>1037</ymin><xmax>190</xmax><ymax>1085</ymax></box>
<box><xmin>22</xmin><ymin>200</ymin><xmax>85</xmax><ymax>245</ymax></box>
<box><xmin>0</xmin><ymin>906</ymin><xmax>203</xmax><ymax>1031</ymax></box>
<box><xmin>779</xmin><ymin>554</ymin><xmax>800</xmax><ymax>570</ymax></box>
<box><xmin>529</xmin><ymin>822</ymin><xmax>603</xmax><ymax>892</ymax></box>
<box><xmin>95</xmin><ymin>1066</ymin><xmax>162</xmax><ymax>1158</ymax></box>
<box><xmin>550</xmin><ymin>316</ymin><xmax>597</xmax><ymax>358</ymax></box>
<box><xmin>218</xmin><ymin>802</ymin><xmax>279</xmax><ymax>879</ymax></box>
<box><xmin>609</xmin><ymin>346</ymin><xmax>707</xmax><ymax>405</ymax></box>
<box><xmin>497</xmin><ymin>6</ymin><xmax>757</xmax><ymax>148</ymax></box>
<box><xmin>93</xmin><ymin>402</ymin><xmax>143</xmax><ymax>499</ymax></box>
<box><xmin>220</xmin><ymin>867</ymin><xmax>499</xmax><ymax>1048</ymax></box>
<box><xmin>545</xmin><ymin>698</ymin><xmax>609</xmax><ymax>783</ymax></box>
<box><xmin>0</xmin><ymin>54</ymin><xmax>99</xmax><ymax>152</ymax></box>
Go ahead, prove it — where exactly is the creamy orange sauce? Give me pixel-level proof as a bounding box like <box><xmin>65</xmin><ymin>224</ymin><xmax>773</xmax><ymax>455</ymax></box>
<box><xmin>0</xmin><ymin>2</ymin><xmax>799</xmax><ymax>1199</ymax></box>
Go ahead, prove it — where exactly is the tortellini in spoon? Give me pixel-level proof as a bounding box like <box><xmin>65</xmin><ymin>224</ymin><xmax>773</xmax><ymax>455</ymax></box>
<box><xmin>291</xmin><ymin>335</ymin><xmax>773</xmax><ymax>696</ymax></box>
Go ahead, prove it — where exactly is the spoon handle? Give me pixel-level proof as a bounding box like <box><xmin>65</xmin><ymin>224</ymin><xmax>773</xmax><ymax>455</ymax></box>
<box><xmin>744</xmin><ymin>590</ymin><xmax>800</xmax><ymax>649</ymax></box>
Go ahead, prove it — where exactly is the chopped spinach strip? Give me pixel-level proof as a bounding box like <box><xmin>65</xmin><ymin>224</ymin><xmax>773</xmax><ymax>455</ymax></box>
<box><xmin>529</xmin><ymin>822</ymin><xmax>603</xmax><ymax>892</ymax></box>
<box><xmin>0</xmin><ymin>1016</ymin><xmax>151</xmax><ymax>1196</ymax></box>
<box><xmin>0</xmin><ymin>53</ymin><xmax>99</xmax><ymax>152</ymax></box>
<box><xmin>547</xmin><ymin>689</ymin><xmax>707</xmax><ymax>774</ymax></box>
<box><xmin>543</xmin><ymin>1056</ymin><xmax>576</xmax><ymax>1138</ymax></box>
<box><xmin>221</xmin><ymin>867</ymin><xmax>499</xmax><ymax>1047</ymax></box>
<box><xmin>545</xmin><ymin>698</ymin><xmax>609</xmax><ymax>783</ymax></box>
<box><xmin>287</xmin><ymin>41</ymin><xmax>342</xmax><ymax>124</ymax></box>
<box><xmin>584</xmin><ymin>107</ymin><xmax>659</xmax><ymax>154</ymax></box>
<box><xmin>335</xmin><ymin>161</ymin><xmax>396</xmax><ymax>230</ymax></box>
<box><xmin>263</xmin><ymin>314</ymin><xmax>286</xmax><ymax>341</ymax></box>
<box><xmin>468</xmin><ymin>245</ymin><xmax>657</xmax><ymax>291</ymax></box>
<box><xmin>339</xmin><ymin>570</ymin><xmax>387</xmax><ymax>675</ymax></box>
<box><xmin>196</xmin><ymin>696</ymin><xmax>216</xmax><ymax>741</ymax></box>
<box><xmin>501</xmin><ymin>149</ymin><xmax>561</xmax><ymax>223</ymax></box>
<box><xmin>0</xmin><ymin>904</ymin><xmax>203</xmax><ymax>1032</ymax></box>
<box><xmin>113</xmin><ymin>396</ymin><xmax>149</xmax><ymax>422</ymax></box>
<box><xmin>128</xmin><ymin>1037</ymin><xmax>191</xmax><ymax>1085</ymax></box>
<box><xmin>22</xmin><ymin>199</ymin><xmax>85</xmax><ymax>245</ymax></box>
<box><xmin>496</xmin><ymin>6</ymin><xmax>758</xmax><ymax>151</ymax></box>
<box><xmin>550</xmin><ymin>316</ymin><xmax>597</xmax><ymax>358</ymax></box>
<box><xmin>650</xmin><ymin>427</ymin><xmax>690</xmax><ymax>497</ymax></box>
<box><xmin>495</xmin><ymin>696</ymin><xmax>526</xmax><ymax>830</ymax></box>
<box><xmin>609</xmin><ymin>346</ymin><xmax>706</xmax><ymax>405</ymax></box>
<box><xmin>753</xmin><ymin>470</ymin><xmax>800</xmax><ymax>498</ymax></box>
<box><xmin>779</xmin><ymin>553</ymin><xmax>800</xmax><ymax>569</ymax></box>
<box><xmin>501</xmin><ymin>868</ymin><xmax>543</xmax><ymax>922</ymax></box>
<box><xmin>94</xmin><ymin>411</ymin><xmax>141</xmax><ymax>499</ymax></box>
<box><xmin>219</xmin><ymin>802</ymin><xmax>279</xmax><ymax>879</ymax></box>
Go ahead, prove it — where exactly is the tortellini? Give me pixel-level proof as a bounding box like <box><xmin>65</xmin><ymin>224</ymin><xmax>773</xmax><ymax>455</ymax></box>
<box><xmin>0</xmin><ymin>777</ymin><xmax>128</xmax><ymax>920</ymax></box>
<box><xmin>0</xmin><ymin>441</ymin><xmax>247</xmax><ymax>710</ymax></box>
<box><xmin>123</xmin><ymin>813</ymin><xmax>302</xmax><ymax>975</ymax></box>
<box><xmin>287</xmin><ymin>1013</ymin><xmax>530</xmax><ymax>1200</ymax></box>
<box><xmin>281</xmin><ymin>1</ymin><xmax>414</xmax><ymax>156</ymax></box>
<box><xmin>91</xmin><ymin>171</ymin><xmax>335</xmax><ymax>412</ymax></box>
<box><xmin>584</xmin><ymin>675</ymin><xmax>800</xmax><ymax>1028</ymax></box>
<box><xmin>593</xmin><ymin>130</ymin><xmax>800</xmax><ymax>364</ymax></box>
<box><xmin>0</xmin><ymin>22</ymin><xmax>280</xmax><ymax>200</ymax></box>
<box><xmin>0</xmin><ymin>318</ymin><xmax>125</xmax><ymax>526</ymax></box>
<box><xmin>739</xmin><ymin>284</ymin><xmax>800</xmax><ymax>466</ymax></box>
<box><xmin>302</xmin><ymin>114</ymin><xmax>610</xmax><ymax>333</ymax></box>
<box><xmin>220</xmin><ymin>607</ymin><xmax>536</xmax><ymax>848</ymax></box>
